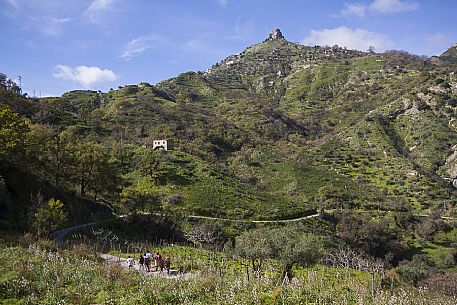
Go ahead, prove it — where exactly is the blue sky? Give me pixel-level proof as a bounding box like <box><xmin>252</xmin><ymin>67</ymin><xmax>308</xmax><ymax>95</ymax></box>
<box><xmin>1</xmin><ymin>0</ymin><xmax>456</xmax><ymax>96</ymax></box>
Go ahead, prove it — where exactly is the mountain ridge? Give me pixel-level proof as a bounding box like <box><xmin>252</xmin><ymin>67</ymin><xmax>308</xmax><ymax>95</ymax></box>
<box><xmin>1</xmin><ymin>28</ymin><xmax>457</xmax><ymax>227</ymax></box>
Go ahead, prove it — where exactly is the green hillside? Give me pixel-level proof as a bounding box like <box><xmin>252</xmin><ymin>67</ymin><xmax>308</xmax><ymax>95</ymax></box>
<box><xmin>2</xmin><ymin>30</ymin><xmax>457</xmax><ymax>227</ymax></box>
<box><xmin>1</xmin><ymin>28</ymin><xmax>457</xmax><ymax>304</ymax></box>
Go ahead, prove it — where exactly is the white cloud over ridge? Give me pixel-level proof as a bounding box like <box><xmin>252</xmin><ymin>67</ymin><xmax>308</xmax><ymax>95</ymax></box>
<box><xmin>303</xmin><ymin>26</ymin><xmax>391</xmax><ymax>52</ymax></box>
<box><xmin>120</xmin><ymin>34</ymin><xmax>161</xmax><ymax>60</ymax></box>
<box><xmin>341</xmin><ymin>0</ymin><xmax>418</xmax><ymax>18</ymax></box>
<box><xmin>84</xmin><ymin>0</ymin><xmax>115</xmax><ymax>23</ymax></box>
<box><xmin>370</xmin><ymin>0</ymin><xmax>418</xmax><ymax>13</ymax></box>
<box><xmin>53</xmin><ymin>65</ymin><xmax>117</xmax><ymax>88</ymax></box>
<box><xmin>341</xmin><ymin>3</ymin><xmax>367</xmax><ymax>18</ymax></box>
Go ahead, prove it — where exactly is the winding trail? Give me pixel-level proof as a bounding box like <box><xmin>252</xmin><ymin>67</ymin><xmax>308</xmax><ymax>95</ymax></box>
<box><xmin>52</xmin><ymin>221</ymin><xmax>98</xmax><ymax>244</ymax></box>
<box><xmin>187</xmin><ymin>213</ymin><xmax>320</xmax><ymax>223</ymax></box>
<box><xmin>52</xmin><ymin>212</ymin><xmax>321</xmax><ymax>243</ymax></box>
<box><xmin>53</xmin><ymin>211</ymin><xmax>455</xmax><ymax>244</ymax></box>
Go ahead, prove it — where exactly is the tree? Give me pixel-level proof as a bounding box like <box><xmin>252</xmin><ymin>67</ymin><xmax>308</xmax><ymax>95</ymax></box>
<box><xmin>50</xmin><ymin>132</ymin><xmax>71</xmax><ymax>194</ymax></box>
<box><xmin>0</xmin><ymin>74</ymin><xmax>20</xmax><ymax>94</ymax></box>
<box><xmin>186</xmin><ymin>222</ymin><xmax>226</xmax><ymax>251</ymax></box>
<box><xmin>416</xmin><ymin>216</ymin><xmax>450</xmax><ymax>242</ymax></box>
<box><xmin>0</xmin><ymin>73</ymin><xmax>7</xmax><ymax>88</ymax></box>
<box><xmin>233</xmin><ymin>226</ymin><xmax>325</xmax><ymax>279</ymax></box>
<box><xmin>322</xmin><ymin>249</ymin><xmax>386</xmax><ymax>296</ymax></box>
<box><xmin>25</xmin><ymin>125</ymin><xmax>94</xmax><ymax>196</ymax></box>
<box><xmin>67</xmin><ymin>140</ymin><xmax>114</xmax><ymax>198</ymax></box>
<box><xmin>137</xmin><ymin>150</ymin><xmax>194</xmax><ymax>185</ymax></box>
<box><xmin>383</xmin><ymin>50</ymin><xmax>425</xmax><ymax>69</ymax></box>
<box><xmin>396</xmin><ymin>255</ymin><xmax>430</xmax><ymax>287</ymax></box>
<box><xmin>235</xmin><ymin>227</ymin><xmax>273</xmax><ymax>273</ymax></box>
<box><xmin>271</xmin><ymin>228</ymin><xmax>325</xmax><ymax>279</ymax></box>
<box><xmin>32</xmin><ymin>198</ymin><xmax>68</xmax><ymax>236</ymax></box>
<box><xmin>137</xmin><ymin>150</ymin><xmax>163</xmax><ymax>183</ymax></box>
<box><xmin>316</xmin><ymin>184</ymin><xmax>356</xmax><ymax>212</ymax></box>
<box><xmin>0</xmin><ymin>106</ymin><xmax>29</xmax><ymax>162</ymax></box>
<box><xmin>119</xmin><ymin>186</ymin><xmax>163</xmax><ymax>214</ymax></box>
<box><xmin>337</xmin><ymin>212</ymin><xmax>403</xmax><ymax>259</ymax></box>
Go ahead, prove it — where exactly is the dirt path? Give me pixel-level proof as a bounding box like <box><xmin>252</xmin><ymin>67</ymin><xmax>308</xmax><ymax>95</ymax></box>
<box><xmin>53</xmin><ymin>221</ymin><xmax>98</xmax><ymax>245</ymax></box>
<box><xmin>100</xmin><ymin>253</ymin><xmax>194</xmax><ymax>279</ymax></box>
<box><xmin>187</xmin><ymin>213</ymin><xmax>320</xmax><ymax>223</ymax></box>
<box><xmin>53</xmin><ymin>212</ymin><xmax>321</xmax><ymax>243</ymax></box>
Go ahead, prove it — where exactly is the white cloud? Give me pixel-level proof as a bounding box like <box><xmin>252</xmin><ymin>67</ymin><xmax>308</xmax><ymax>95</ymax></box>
<box><xmin>369</xmin><ymin>0</ymin><xmax>418</xmax><ymax>13</ymax></box>
<box><xmin>84</xmin><ymin>0</ymin><xmax>115</xmax><ymax>23</ymax></box>
<box><xmin>341</xmin><ymin>3</ymin><xmax>367</xmax><ymax>18</ymax></box>
<box><xmin>183</xmin><ymin>38</ymin><xmax>203</xmax><ymax>51</ymax></box>
<box><xmin>340</xmin><ymin>0</ymin><xmax>418</xmax><ymax>18</ymax></box>
<box><xmin>120</xmin><ymin>35</ymin><xmax>160</xmax><ymax>60</ymax></box>
<box><xmin>30</xmin><ymin>16</ymin><xmax>71</xmax><ymax>36</ymax></box>
<box><xmin>86</xmin><ymin>0</ymin><xmax>115</xmax><ymax>11</ymax></box>
<box><xmin>216</xmin><ymin>0</ymin><xmax>228</xmax><ymax>7</ymax></box>
<box><xmin>303</xmin><ymin>26</ymin><xmax>391</xmax><ymax>52</ymax></box>
<box><xmin>53</xmin><ymin>65</ymin><xmax>117</xmax><ymax>88</ymax></box>
<box><xmin>6</xmin><ymin>0</ymin><xmax>19</xmax><ymax>10</ymax></box>
<box><xmin>3</xmin><ymin>0</ymin><xmax>20</xmax><ymax>17</ymax></box>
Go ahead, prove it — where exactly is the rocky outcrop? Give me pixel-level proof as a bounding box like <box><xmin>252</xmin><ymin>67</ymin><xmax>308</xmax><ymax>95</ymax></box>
<box><xmin>265</xmin><ymin>28</ymin><xmax>285</xmax><ymax>41</ymax></box>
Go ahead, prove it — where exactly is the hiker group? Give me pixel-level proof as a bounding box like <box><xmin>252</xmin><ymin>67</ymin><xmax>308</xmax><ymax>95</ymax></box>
<box><xmin>128</xmin><ymin>250</ymin><xmax>171</xmax><ymax>274</ymax></box>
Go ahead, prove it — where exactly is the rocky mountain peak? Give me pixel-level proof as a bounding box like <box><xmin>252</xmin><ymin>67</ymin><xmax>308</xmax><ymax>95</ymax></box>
<box><xmin>439</xmin><ymin>43</ymin><xmax>457</xmax><ymax>63</ymax></box>
<box><xmin>266</xmin><ymin>28</ymin><xmax>285</xmax><ymax>41</ymax></box>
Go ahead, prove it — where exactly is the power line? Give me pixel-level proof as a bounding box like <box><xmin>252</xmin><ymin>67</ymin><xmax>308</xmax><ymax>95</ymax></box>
<box><xmin>17</xmin><ymin>75</ymin><xmax>22</xmax><ymax>93</ymax></box>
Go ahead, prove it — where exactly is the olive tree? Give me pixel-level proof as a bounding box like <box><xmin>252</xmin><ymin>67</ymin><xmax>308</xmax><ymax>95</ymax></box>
<box><xmin>234</xmin><ymin>227</ymin><xmax>273</xmax><ymax>273</ymax></box>
<box><xmin>234</xmin><ymin>226</ymin><xmax>325</xmax><ymax>279</ymax></box>
<box><xmin>271</xmin><ymin>227</ymin><xmax>325</xmax><ymax>279</ymax></box>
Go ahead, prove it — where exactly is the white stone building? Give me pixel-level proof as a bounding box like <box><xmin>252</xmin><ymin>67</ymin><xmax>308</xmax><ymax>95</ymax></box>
<box><xmin>152</xmin><ymin>139</ymin><xmax>173</xmax><ymax>151</ymax></box>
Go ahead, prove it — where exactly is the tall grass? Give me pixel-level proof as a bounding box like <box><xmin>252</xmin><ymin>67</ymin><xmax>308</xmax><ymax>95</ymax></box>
<box><xmin>0</xmin><ymin>240</ymin><xmax>455</xmax><ymax>304</ymax></box>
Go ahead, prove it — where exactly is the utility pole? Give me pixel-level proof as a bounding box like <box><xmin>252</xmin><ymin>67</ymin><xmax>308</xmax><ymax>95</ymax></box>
<box><xmin>32</xmin><ymin>90</ymin><xmax>36</xmax><ymax>98</ymax></box>
<box><xmin>17</xmin><ymin>75</ymin><xmax>22</xmax><ymax>94</ymax></box>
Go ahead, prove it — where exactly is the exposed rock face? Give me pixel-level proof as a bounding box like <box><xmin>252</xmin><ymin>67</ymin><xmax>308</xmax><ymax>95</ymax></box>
<box><xmin>266</xmin><ymin>28</ymin><xmax>284</xmax><ymax>41</ymax></box>
<box><xmin>439</xmin><ymin>44</ymin><xmax>457</xmax><ymax>63</ymax></box>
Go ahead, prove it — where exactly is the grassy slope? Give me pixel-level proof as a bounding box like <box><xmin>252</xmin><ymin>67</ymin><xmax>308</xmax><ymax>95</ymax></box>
<box><xmin>1</xmin><ymin>240</ymin><xmax>455</xmax><ymax>305</ymax></box>
<box><xmin>2</xmin><ymin>39</ymin><xmax>457</xmax><ymax>223</ymax></box>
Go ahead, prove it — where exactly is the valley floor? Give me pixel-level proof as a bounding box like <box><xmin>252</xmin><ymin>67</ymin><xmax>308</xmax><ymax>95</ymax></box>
<box><xmin>1</xmin><ymin>236</ymin><xmax>456</xmax><ymax>305</ymax></box>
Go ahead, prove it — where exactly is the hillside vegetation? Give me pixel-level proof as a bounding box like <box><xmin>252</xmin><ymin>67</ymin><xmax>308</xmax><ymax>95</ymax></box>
<box><xmin>1</xmin><ymin>30</ymin><xmax>457</xmax><ymax>303</ymax></box>
<box><xmin>1</xmin><ymin>238</ymin><xmax>456</xmax><ymax>304</ymax></box>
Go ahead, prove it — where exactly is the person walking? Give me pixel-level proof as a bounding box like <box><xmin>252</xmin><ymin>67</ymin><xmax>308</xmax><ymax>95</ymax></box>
<box><xmin>127</xmin><ymin>256</ymin><xmax>135</xmax><ymax>269</ymax></box>
<box><xmin>154</xmin><ymin>251</ymin><xmax>162</xmax><ymax>272</ymax></box>
<box><xmin>164</xmin><ymin>257</ymin><xmax>171</xmax><ymax>274</ymax></box>
<box><xmin>158</xmin><ymin>253</ymin><xmax>164</xmax><ymax>273</ymax></box>
<box><xmin>144</xmin><ymin>253</ymin><xmax>151</xmax><ymax>272</ymax></box>
<box><xmin>138</xmin><ymin>254</ymin><xmax>145</xmax><ymax>271</ymax></box>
